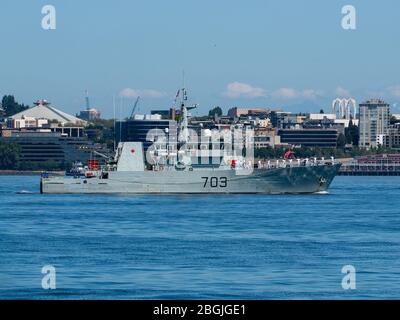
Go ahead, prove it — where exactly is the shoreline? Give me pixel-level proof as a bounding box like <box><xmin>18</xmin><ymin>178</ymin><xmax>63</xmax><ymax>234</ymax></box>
<box><xmin>0</xmin><ymin>170</ymin><xmax>65</xmax><ymax>176</ymax></box>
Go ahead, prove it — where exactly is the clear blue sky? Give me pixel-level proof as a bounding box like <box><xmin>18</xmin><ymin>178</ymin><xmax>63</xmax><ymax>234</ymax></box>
<box><xmin>0</xmin><ymin>0</ymin><xmax>399</xmax><ymax>117</ymax></box>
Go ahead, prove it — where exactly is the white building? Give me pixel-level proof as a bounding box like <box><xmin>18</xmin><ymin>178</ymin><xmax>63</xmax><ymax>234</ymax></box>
<box><xmin>359</xmin><ymin>99</ymin><xmax>390</xmax><ymax>149</ymax></box>
<box><xmin>7</xmin><ymin>116</ymin><xmax>48</xmax><ymax>129</ymax></box>
<box><xmin>10</xmin><ymin>100</ymin><xmax>87</xmax><ymax>127</ymax></box>
<box><xmin>78</xmin><ymin>108</ymin><xmax>101</xmax><ymax>121</ymax></box>
<box><xmin>254</xmin><ymin>134</ymin><xmax>281</xmax><ymax>148</ymax></box>
<box><xmin>134</xmin><ymin>114</ymin><xmax>162</xmax><ymax>120</ymax></box>
<box><xmin>309</xmin><ymin>113</ymin><xmax>337</xmax><ymax>121</ymax></box>
<box><xmin>309</xmin><ymin>113</ymin><xmax>358</xmax><ymax>128</ymax></box>
<box><xmin>334</xmin><ymin>119</ymin><xmax>359</xmax><ymax>128</ymax></box>
<box><xmin>377</xmin><ymin>125</ymin><xmax>400</xmax><ymax>149</ymax></box>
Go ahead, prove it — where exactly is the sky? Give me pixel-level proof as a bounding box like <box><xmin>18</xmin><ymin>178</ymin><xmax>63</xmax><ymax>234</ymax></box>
<box><xmin>0</xmin><ymin>0</ymin><xmax>399</xmax><ymax>118</ymax></box>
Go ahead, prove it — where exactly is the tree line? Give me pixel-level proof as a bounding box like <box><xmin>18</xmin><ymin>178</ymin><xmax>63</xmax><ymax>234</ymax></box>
<box><xmin>0</xmin><ymin>141</ymin><xmax>21</xmax><ymax>169</ymax></box>
<box><xmin>1</xmin><ymin>95</ymin><xmax>29</xmax><ymax>117</ymax></box>
<box><xmin>0</xmin><ymin>141</ymin><xmax>68</xmax><ymax>171</ymax></box>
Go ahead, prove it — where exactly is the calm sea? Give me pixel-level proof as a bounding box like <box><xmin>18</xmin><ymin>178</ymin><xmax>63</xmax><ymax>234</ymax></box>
<box><xmin>0</xmin><ymin>175</ymin><xmax>399</xmax><ymax>299</ymax></box>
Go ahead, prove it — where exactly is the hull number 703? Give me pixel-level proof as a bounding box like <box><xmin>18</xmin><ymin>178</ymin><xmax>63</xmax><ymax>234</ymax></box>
<box><xmin>202</xmin><ymin>177</ymin><xmax>228</xmax><ymax>188</ymax></box>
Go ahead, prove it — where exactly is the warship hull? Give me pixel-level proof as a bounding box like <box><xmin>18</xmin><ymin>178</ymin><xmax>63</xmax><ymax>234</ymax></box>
<box><xmin>41</xmin><ymin>164</ymin><xmax>341</xmax><ymax>194</ymax></box>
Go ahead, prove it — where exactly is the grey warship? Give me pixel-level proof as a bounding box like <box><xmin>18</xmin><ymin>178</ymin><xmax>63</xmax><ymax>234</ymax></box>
<box><xmin>40</xmin><ymin>89</ymin><xmax>341</xmax><ymax>194</ymax></box>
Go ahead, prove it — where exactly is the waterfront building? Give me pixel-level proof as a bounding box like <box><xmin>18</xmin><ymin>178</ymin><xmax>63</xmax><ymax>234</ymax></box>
<box><xmin>10</xmin><ymin>100</ymin><xmax>87</xmax><ymax>127</ymax></box>
<box><xmin>340</xmin><ymin>154</ymin><xmax>400</xmax><ymax>175</ymax></box>
<box><xmin>50</xmin><ymin>126</ymin><xmax>85</xmax><ymax>138</ymax></box>
<box><xmin>359</xmin><ymin>99</ymin><xmax>390</xmax><ymax>149</ymax></box>
<box><xmin>78</xmin><ymin>108</ymin><xmax>101</xmax><ymax>121</ymax></box>
<box><xmin>278</xmin><ymin>128</ymin><xmax>339</xmax><ymax>147</ymax></box>
<box><xmin>7</xmin><ymin>116</ymin><xmax>48</xmax><ymax>129</ymax></box>
<box><xmin>2</xmin><ymin>123</ymin><xmax>84</xmax><ymax>138</ymax></box>
<box><xmin>269</xmin><ymin>111</ymin><xmax>290</xmax><ymax>129</ymax></box>
<box><xmin>150</xmin><ymin>108</ymin><xmax>176</xmax><ymax>120</ymax></box>
<box><xmin>0</xmin><ymin>130</ymin><xmax>107</xmax><ymax>164</ymax></box>
<box><xmin>309</xmin><ymin>113</ymin><xmax>337</xmax><ymax>121</ymax></box>
<box><xmin>115</xmin><ymin>118</ymin><xmax>178</xmax><ymax>151</ymax></box>
<box><xmin>77</xmin><ymin>91</ymin><xmax>101</xmax><ymax>121</ymax></box>
<box><xmin>255</xmin><ymin>118</ymin><xmax>271</xmax><ymax>128</ymax></box>
<box><xmin>307</xmin><ymin>113</ymin><xmax>358</xmax><ymax>129</ymax></box>
<box><xmin>377</xmin><ymin>124</ymin><xmax>400</xmax><ymax>149</ymax></box>
<box><xmin>227</xmin><ymin>107</ymin><xmax>270</xmax><ymax>118</ymax></box>
<box><xmin>269</xmin><ymin>111</ymin><xmax>306</xmax><ymax>129</ymax></box>
<box><xmin>254</xmin><ymin>128</ymin><xmax>281</xmax><ymax>148</ymax></box>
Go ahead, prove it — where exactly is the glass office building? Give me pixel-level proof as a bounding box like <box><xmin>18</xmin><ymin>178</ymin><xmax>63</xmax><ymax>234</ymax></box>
<box><xmin>278</xmin><ymin>129</ymin><xmax>339</xmax><ymax>147</ymax></box>
<box><xmin>115</xmin><ymin>119</ymin><xmax>178</xmax><ymax>151</ymax></box>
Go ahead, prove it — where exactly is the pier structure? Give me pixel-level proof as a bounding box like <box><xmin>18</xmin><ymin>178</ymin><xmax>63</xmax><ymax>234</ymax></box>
<box><xmin>339</xmin><ymin>154</ymin><xmax>400</xmax><ymax>175</ymax></box>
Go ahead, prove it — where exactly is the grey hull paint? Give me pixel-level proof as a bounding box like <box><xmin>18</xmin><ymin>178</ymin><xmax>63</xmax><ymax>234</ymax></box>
<box><xmin>41</xmin><ymin>164</ymin><xmax>341</xmax><ymax>194</ymax></box>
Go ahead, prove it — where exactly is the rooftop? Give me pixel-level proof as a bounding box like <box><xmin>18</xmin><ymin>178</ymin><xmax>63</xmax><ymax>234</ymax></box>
<box><xmin>11</xmin><ymin>100</ymin><xmax>87</xmax><ymax>126</ymax></box>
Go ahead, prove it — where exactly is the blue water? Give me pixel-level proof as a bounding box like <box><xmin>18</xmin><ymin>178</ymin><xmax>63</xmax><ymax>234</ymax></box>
<box><xmin>0</xmin><ymin>175</ymin><xmax>400</xmax><ymax>299</ymax></box>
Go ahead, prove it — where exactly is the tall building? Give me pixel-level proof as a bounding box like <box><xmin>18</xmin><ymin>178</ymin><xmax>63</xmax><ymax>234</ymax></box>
<box><xmin>78</xmin><ymin>91</ymin><xmax>101</xmax><ymax>121</ymax></box>
<box><xmin>377</xmin><ymin>124</ymin><xmax>400</xmax><ymax>149</ymax></box>
<box><xmin>115</xmin><ymin>118</ymin><xmax>178</xmax><ymax>151</ymax></box>
<box><xmin>278</xmin><ymin>128</ymin><xmax>339</xmax><ymax>147</ymax></box>
<box><xmin>254</xmin><ymin>128</ymin><xmax>281</xmax><ymax>148</ymax></box>
<box><xmin>78</xmin><ymin>108</ymin><xmax>101</xmax><ymax>121</ymax></box>
<box><xmin>151</xmin><ymin>108</ymin><xmax>176</xmax><ymax>120</ymax></box>
<box><xmin>359</xmin><ymin>99</ymin><xmax>390</xmax><ymax>149</ymax></box>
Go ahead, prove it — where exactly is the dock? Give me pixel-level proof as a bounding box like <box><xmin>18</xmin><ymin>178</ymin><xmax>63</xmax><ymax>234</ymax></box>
<box><xmin>338</xmin><ymin>154</ymin><xmax>400</xmax><ymax>176</ymax></box>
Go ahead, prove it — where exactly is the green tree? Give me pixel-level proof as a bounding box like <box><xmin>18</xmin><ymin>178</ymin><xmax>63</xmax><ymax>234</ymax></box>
<box><xmin>348</xmin><ymin>120</ymin><xmax>359</xmax><ymax>146</ymax></box>
<box><xmin>390</xmin><ymin>115</ymin><xmax>399</xmax><ymax>125</ymax></box>
<box><xmin>208</xmin><ymin>106</ymin><xmax>223</xmax><ymax>117</ymax></box>
<box><xmin>86</xmin><ymin>118</ymin><xmax>115</xmax><ymax>149</ymax></box>
<box><xmin>337</xmin><ymin>133</ymin><xmax>346</xmax><ymax>148</ymax></box>
<box><xmin>1</xmin><ymin>95</ymin><xmax>29</xmax><ymax>117</ymax></box>
<box><xmin>0</xmin><ymin>141</ymin><xmax>21</xmax><ymax>169</ymax></box>
<box><xmin>345</xmin><ymin>127</ymin><xmax>352</xmax><ymax>144</ymax></box>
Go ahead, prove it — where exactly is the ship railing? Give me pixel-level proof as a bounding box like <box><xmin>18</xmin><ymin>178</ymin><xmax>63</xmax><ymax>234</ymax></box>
<box><xmin>40</xmin><ymin>171</ymin><xmax>66</xmax><ymax>178</ymax></box>
<box><xmin>256</xmin><ymin>157</ymin><xmax>335</xmax><ymax>170</ymax></box>
<box><xmin>340</xmin><ymin>163</ymin><xmax>400</xmax><ymax>172</ymax></box>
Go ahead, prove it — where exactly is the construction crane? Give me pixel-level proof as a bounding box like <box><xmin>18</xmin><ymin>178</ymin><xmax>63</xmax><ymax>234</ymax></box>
<box><xmin>130</xmin><ymin>96</ymin><xmax>140</xmax><ymax>119</ymax></box>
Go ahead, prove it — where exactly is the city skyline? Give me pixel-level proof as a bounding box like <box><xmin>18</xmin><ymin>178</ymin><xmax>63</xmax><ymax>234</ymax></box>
<box><xmin>1</xmin><ymin>0</ymin><xmax>400</xmax><ymax>117</ymax></box>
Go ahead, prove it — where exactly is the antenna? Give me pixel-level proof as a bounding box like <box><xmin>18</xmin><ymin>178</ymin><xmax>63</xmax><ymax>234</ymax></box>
<box><xmin>130</xmin><ymin>96</ymin><xmax>140</xmax><ymax>119</ymax></box>
<box><xmin>119</xmin><ymin>97</ymin><xmax>122</xmax><ymax>144</ymax></box>
<box><xmin>85</xmin><ymin>90</ymin><xmax>90</xmax><ymax>110</ymax></box>
<box><xmin>113</xmin><ymin>95</ymin><xmax>116</xmax><ymax>151</ymax></box>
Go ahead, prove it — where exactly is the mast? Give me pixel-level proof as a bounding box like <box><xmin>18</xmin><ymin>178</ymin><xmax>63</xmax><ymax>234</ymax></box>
<box><xmin>113</xmin><ymin>95</ymin><xmax>116</xmax><ymax>151</ymax></box>
<box><xmin>178</xmin><ymin>88</ymin><xmax>196</xmax><ymax>144</ymax></box>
